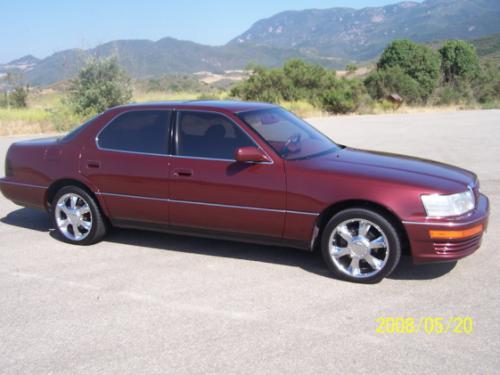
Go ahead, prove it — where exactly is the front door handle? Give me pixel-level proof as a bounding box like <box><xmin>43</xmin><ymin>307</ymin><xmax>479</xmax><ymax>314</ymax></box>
<box><xmin>173</xmin><ymin>168</ymin><xmax>193</xmax><ymax>177</ymax></box>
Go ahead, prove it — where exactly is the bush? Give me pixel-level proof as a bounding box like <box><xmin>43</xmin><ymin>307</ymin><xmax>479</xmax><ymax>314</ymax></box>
<box><xmin>49</xmin><ymin>104</ymin><xmax>86</xmax><ymax>132</ymax></box>
<box><xmin>472</xmin><ymin>61</ymin><xmax>500</xmax><ymax>104</ymax></box>
<box><xmin>439</xmin><ymin>40</ymin><xmax>480</xmax><ymax>84</ymax></box>
<box><xmin>230</xmin><ymin>65</ymin><xmax>288</xmax><ymax>103</ymax></box>
<box><xmin>377</xmin><ymin>39</ymin><xmax>441</xmax><ymax>101</ymax></box>
<box><xmin>0</xmin><ymin>86</ymin><xmax>29</xmax><ymax>108</ymax></box>
<box><xmin>68</xmin><ymin>57</ymin><xmax>132</xmax><ymax>116</ymax></box>
<box><xmin>9</xmin><ymin>86</ymin><xmax>29</xmax><ymax>108</ymax></box>
<box><xmin>282</xmin><ymin>59</ymin><xmax>326</xmax><ymax>101</ymax></box>
<box><xmin>364</xmin><ymin>66</ymin><xmax>422</xmax><ymax>104</ymax></box>
<box><xmin>320</xmin><ymin>78</ymin><xmax>366</xmax><ymax>114</ymax></box>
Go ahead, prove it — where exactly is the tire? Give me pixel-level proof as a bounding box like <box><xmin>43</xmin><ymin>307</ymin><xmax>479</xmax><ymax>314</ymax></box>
<box><xmin>320</xmin><ymin>208</ymin><xmax>401</xmax><ymax>283</ymax></box>
<box><xmin>51</xmin><ymin>185</ymin><xmax>107</xmax><ymax>245</ymax></box>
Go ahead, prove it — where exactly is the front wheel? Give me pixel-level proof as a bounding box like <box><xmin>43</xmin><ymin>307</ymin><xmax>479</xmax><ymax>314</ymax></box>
<box><xmin>52</xmin><ymin>186</ymin><xmax>107</xmax><ymax>245</ymax></box>
<box><xmin>321</xmin><ymin>208</ymin><xmax>402</xmax><ymax>283</ymax></box>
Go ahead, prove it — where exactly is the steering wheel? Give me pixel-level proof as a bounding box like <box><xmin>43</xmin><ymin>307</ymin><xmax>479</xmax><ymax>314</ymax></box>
<box><xmin>281</xmin><ymin>133</ymin><xmax>302</xmax><ymax>154</ymax></box>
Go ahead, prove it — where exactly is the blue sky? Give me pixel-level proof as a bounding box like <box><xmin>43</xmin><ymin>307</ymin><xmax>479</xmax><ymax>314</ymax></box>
<box><xmin>0</xmin><ymin>0</ymin><xmax>412</xmax><ymax>63</ymax></box>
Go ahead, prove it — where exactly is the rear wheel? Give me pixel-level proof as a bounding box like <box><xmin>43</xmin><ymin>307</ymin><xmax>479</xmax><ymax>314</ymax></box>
<box><xmin>321</xmin><ymin>208</ymin><xmax>401</xmax><ymax>283</ymax></box>
<box><xmin>52</xmin><ymin>186</ymin><xmax>107</xmax><ymax>245</ymax></box>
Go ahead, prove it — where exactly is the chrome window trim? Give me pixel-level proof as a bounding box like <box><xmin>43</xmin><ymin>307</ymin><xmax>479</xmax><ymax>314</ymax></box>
<box><xmin>94</xmin><ymin>108</ymin><xmax>275</xmax><ymax>164</ymax></box>
<box><xmin>95</xmin><ymin>109</ymin><xmax>173</xmax><ymax>157</ymax></box>
<box><xmin>174</xmin><ymin>109</ymin><xmax>275</xmax><ymax>165</ymax></box>
<box><xmin>96</xmin><ymin>192</ymin><xmax>318</xmax><ymax>216</ymax></box>
<box><xmin>0</xmin><ymin>180</ymin><xmax>48</xmax><ymax>189</ymax></box>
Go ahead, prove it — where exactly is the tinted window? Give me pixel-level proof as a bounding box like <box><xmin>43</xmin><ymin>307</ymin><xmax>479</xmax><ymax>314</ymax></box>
<box><xmin>98</xmin><ymin>110</ymin><xmax>171</xmax><ymax>154</ymax></box>
<box><xmin>176</xmin><ymin>111</ymin><xmax>254</xmax><ymax>159</ymax></box>
<box><xmin>238</xmin><ymin>108</ymin><xmax>339</xmax><ymax>160</ymax></box>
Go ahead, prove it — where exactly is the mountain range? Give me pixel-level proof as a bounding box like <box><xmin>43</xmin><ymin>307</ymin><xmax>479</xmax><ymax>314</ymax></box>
<box><xmin>1</xmin><ymin>0</ymin><xmax>500</xmax><ymax>86</ymax></box>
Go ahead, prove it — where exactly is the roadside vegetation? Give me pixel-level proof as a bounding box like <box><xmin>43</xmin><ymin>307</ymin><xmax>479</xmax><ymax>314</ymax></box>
<box><xmin>231</xmin><ymin>39</ymin><xmax>500</xmax><ymax>114</ymax></box>
<box><xmin>1</xmin><ymin>38</ymin><xmax>499</xmax><ymax>135</ymax></box>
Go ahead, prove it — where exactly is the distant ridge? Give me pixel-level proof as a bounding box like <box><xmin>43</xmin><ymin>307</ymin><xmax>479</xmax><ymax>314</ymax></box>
<box><xmin>1</xmin><ymin>0</ymin><xmax>499</xmax><ymax>86</ymax></box>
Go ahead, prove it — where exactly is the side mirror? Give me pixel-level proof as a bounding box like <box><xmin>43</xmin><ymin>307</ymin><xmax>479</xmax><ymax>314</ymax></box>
<box><xmin>234</xmin><ymin>146</ymin><xmax>271</xmax><ymax>163</ymax></box>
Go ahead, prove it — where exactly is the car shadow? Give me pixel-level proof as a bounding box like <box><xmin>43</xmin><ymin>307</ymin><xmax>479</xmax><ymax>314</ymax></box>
<box><xmin>389</xmin><ymin>257</ymin><xmax>457</xmax><ymax>280</ymax></box>
<box><xmin>2</xmin><ymin>207</ymin><xmax>457</xmax><ymax>282</ymax></box>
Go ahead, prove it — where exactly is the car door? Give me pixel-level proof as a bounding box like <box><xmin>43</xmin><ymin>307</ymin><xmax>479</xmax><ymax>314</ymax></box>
<box><xmin>169</xmin><ymin>110</ymin><xmax>286</xmax><ymax>239</ymax></box>
<box><xmin>82</xmin><ymin>109</ymin><xmax>172</xmax><ymax>225</ymax></box>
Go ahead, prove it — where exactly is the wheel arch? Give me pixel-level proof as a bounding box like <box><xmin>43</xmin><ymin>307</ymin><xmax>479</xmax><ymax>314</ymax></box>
<box><xmin>45</xmin><ymin>178</ymin><xmax>109</xmax><ymax>217</ymax></box>
<box><xmin>313</xmin><ymin>199</ymin><xmax>411</xmax><ymax>256</ymax></box>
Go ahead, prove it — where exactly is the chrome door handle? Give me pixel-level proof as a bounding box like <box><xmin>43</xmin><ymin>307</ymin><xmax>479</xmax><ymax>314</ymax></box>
<box><xmin>173</xmin><ymin>168</ymin><xmax>193</xmax><ymax>177</ymax></box>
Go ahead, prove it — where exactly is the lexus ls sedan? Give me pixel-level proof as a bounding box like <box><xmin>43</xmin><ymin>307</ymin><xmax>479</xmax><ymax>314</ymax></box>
<box><xmin>0</xmin><ymin>101</ymin><xmax>489</xmax><ymax>283</ymax></box>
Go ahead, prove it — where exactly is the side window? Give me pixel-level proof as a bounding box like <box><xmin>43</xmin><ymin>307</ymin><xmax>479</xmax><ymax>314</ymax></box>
<box><xmin>98</xmin><ymin>110</ymin><xmax>171</xmax><ymax>155</ymax></box>
<box><xmin>176</xmin><ymin>111</ymin><xmax>254</xmax><ymax>159</ymax></box>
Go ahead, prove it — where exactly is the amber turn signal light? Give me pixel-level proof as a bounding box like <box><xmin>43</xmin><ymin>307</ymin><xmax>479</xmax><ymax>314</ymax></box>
<box><xmin>429</xmin><ymin>224</ymin><xmax>483</xmax><ymax>239</ymax></box>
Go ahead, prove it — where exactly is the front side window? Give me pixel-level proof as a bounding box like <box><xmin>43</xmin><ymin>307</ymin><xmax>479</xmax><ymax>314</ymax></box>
<box><xmin>176</xmin><ymin>111</ymin><xmax>254</xmax><ymax>160</ymax></box>
<box><xmin>98</xmin><ymin>110</ymin><xmax>171</xmax><ymax>155</ymax></box>
<box><xmin>238</xmin><ymin>107</ymin><xmax>340</xmax><ymax>160</ymax></box>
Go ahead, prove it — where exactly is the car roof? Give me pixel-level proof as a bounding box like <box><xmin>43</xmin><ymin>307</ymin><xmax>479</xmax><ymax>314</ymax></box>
<box><xmin>111</xmin><ymin>100</ymin><xmax>277</xmax><ymax>114</ymax></box>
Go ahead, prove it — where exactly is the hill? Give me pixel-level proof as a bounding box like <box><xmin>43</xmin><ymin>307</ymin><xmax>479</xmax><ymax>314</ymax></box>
<box><xmin>230</xmin><ymin>0</ymin><xmax>500</xmax><ymax>61</ymax></box>
<box><xmin>1</xmin><ymin>0</ymin><xmax>500</xmax><ymax>86</ymax></box>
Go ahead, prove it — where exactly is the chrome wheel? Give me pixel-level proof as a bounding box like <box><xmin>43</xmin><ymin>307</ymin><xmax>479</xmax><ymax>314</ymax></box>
<box><xmin>55</xmin><ymin>193</ymin><xmax>93</xmax><ymax>241</ymax></box>
<box><xmin>328</xmin><ymin>218</ymin><xmax>389</xmax><ymax>279</ymax></box>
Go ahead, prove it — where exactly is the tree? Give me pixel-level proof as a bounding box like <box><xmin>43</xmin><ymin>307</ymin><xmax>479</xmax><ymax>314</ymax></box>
<box><xmin>364</xmin><ymin>66</ymin><xmax>422</xmax><ymax>104</ymax></box>
<box><xmin>0</xmin><ymin>72</ymin><xmax>29</xmax><ymax>108</ymax></box>
<box><xmin>377</xmin><ymin>39</ymin><xmax>441</xmax><ymax>101</ymax></box>
<box><xmin>439</xmin><ymin>40</ymin><xmax>480</xmax><ymax>84</ymax></box>
<box><xmin>68</xmin><ymin>57</ymin><xmax>132</xmax><ymax>116</ymax></box>
<box><xmin>9</xmin><ymin>86</ymin><xmax>29</xmax><ymax>108</ymax></box>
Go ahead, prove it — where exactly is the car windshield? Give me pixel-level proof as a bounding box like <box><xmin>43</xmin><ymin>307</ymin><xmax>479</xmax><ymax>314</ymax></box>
<box><xmin>237</xmin><ymin>107</ymin><xmax>340</xmax><ymax>160</ymax></box>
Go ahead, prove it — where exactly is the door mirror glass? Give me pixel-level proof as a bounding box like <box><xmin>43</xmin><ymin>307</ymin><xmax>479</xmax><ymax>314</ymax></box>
<box><xmin>234</xmin><ymin>147</ymin><xmax>271</xmax><ymax>163</ymax></box>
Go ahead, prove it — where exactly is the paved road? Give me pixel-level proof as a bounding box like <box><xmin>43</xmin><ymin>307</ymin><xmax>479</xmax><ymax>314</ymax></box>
<box><xmin>1</xmin><ymin>110</ymin><xmax>499</xmax><ymax>374</ymax></box>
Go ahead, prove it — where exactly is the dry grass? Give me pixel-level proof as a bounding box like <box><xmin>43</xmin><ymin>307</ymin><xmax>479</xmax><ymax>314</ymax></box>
<box><xmin>132</xmin><ymin>90</ymin><xmax>200</xmax><ymax>103</ymax></box>
<box><xmin>0</xmin><ymin>108</ymin><xmax>53</xmax><ymax>135</ymax></box>
<box><xmin>280</xmin><ymin>100</ymin><xmax>327</xmax><ymax>118</ymax></box>
<box><xmin>0</xmin><ymin>86</ymin><xmax>495</xmax><ymax>136</ymax></box>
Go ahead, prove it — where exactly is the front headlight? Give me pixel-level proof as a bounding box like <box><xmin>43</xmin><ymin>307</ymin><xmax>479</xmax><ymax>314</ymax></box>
<box><xmin>421</xmin><ymin>190</ymin><xmax>475</xmax><ymax>217</ymax></box>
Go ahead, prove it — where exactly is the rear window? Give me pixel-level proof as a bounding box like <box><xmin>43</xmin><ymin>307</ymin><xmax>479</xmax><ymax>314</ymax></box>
<box><xmin>98</xmin><ymin>110</ymin><xmax>171</xmax><ymax>155</ymax></box>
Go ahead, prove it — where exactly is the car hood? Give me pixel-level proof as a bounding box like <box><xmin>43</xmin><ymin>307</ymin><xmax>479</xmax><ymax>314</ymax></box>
<box><xmin>309</xmin><ymin>147</ymin><xmax>476</xmax><ymax>188</ymax></box>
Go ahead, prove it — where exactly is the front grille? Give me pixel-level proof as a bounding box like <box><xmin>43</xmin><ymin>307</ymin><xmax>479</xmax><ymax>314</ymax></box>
<box><xmin>433</xmin><ymin>235</ymin><xmax>482</xmax><ymax>254</ymax></box>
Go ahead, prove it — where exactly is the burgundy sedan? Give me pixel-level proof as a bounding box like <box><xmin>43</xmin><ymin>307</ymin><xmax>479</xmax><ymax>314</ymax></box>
<box><xmin>0</xmin><ymin>101</ymin><xmax>489</xmax><ymax>282</ymax></box>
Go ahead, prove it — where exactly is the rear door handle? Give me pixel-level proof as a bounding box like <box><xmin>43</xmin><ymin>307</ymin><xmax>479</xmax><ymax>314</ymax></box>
<box><xmin>86</xmin><ymin>160</ymin><xmax>101</xmax><ymax>169</ymax></box>
<box><xmin>173</xmin><ymin>168</ymin><xmax>193</xmax><ymax>177</ymax></box>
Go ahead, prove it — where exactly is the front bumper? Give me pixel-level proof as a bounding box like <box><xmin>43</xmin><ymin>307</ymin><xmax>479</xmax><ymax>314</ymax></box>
<box><xmin>403</xmin><ymin>194</ymin><xmax>489</xmax><ymax>264</ymax></box>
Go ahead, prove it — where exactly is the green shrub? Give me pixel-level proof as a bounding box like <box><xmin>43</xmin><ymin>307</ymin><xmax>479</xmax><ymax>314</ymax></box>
<box><xmin>320</xmin><ymin>78</ymin><xmax>365</xmax><ymax>114</ymax></box>
<box><xmin>49</xmin><ymin>103</ymin><xmax>86</xmax><ymax>132</ymax></box>
<box><xmin>230</xmin><ymin>65</ymin><xmax>288</xmax><ymax>103</ymax></box>
<box><xmin>364</xmin><ymin>66</ymin><xmax>422</xmax><ymax>104</ymax></box>
<box><xmin>9</xmin><ymin>86</ymin><xmax>29</xmax><ymax>108</ymax></box>
<box><xmin>439</xmin><ymin>40</ymin><xmax>480</xmax><ymax>84</ymax></box>
<box><xmin>377</xmin><ymin>39</ymin><xmax>441</xmax><ymax>101</ymax></box>
<box><xmin>68</xmin><ymin>57</ymin><xmax>132</xmax><ymax>117</ymax></box>
<box><xmin>472</xmin><ymin>61</ymin><xmax>500</xmax><ymax>104</ymax></box>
